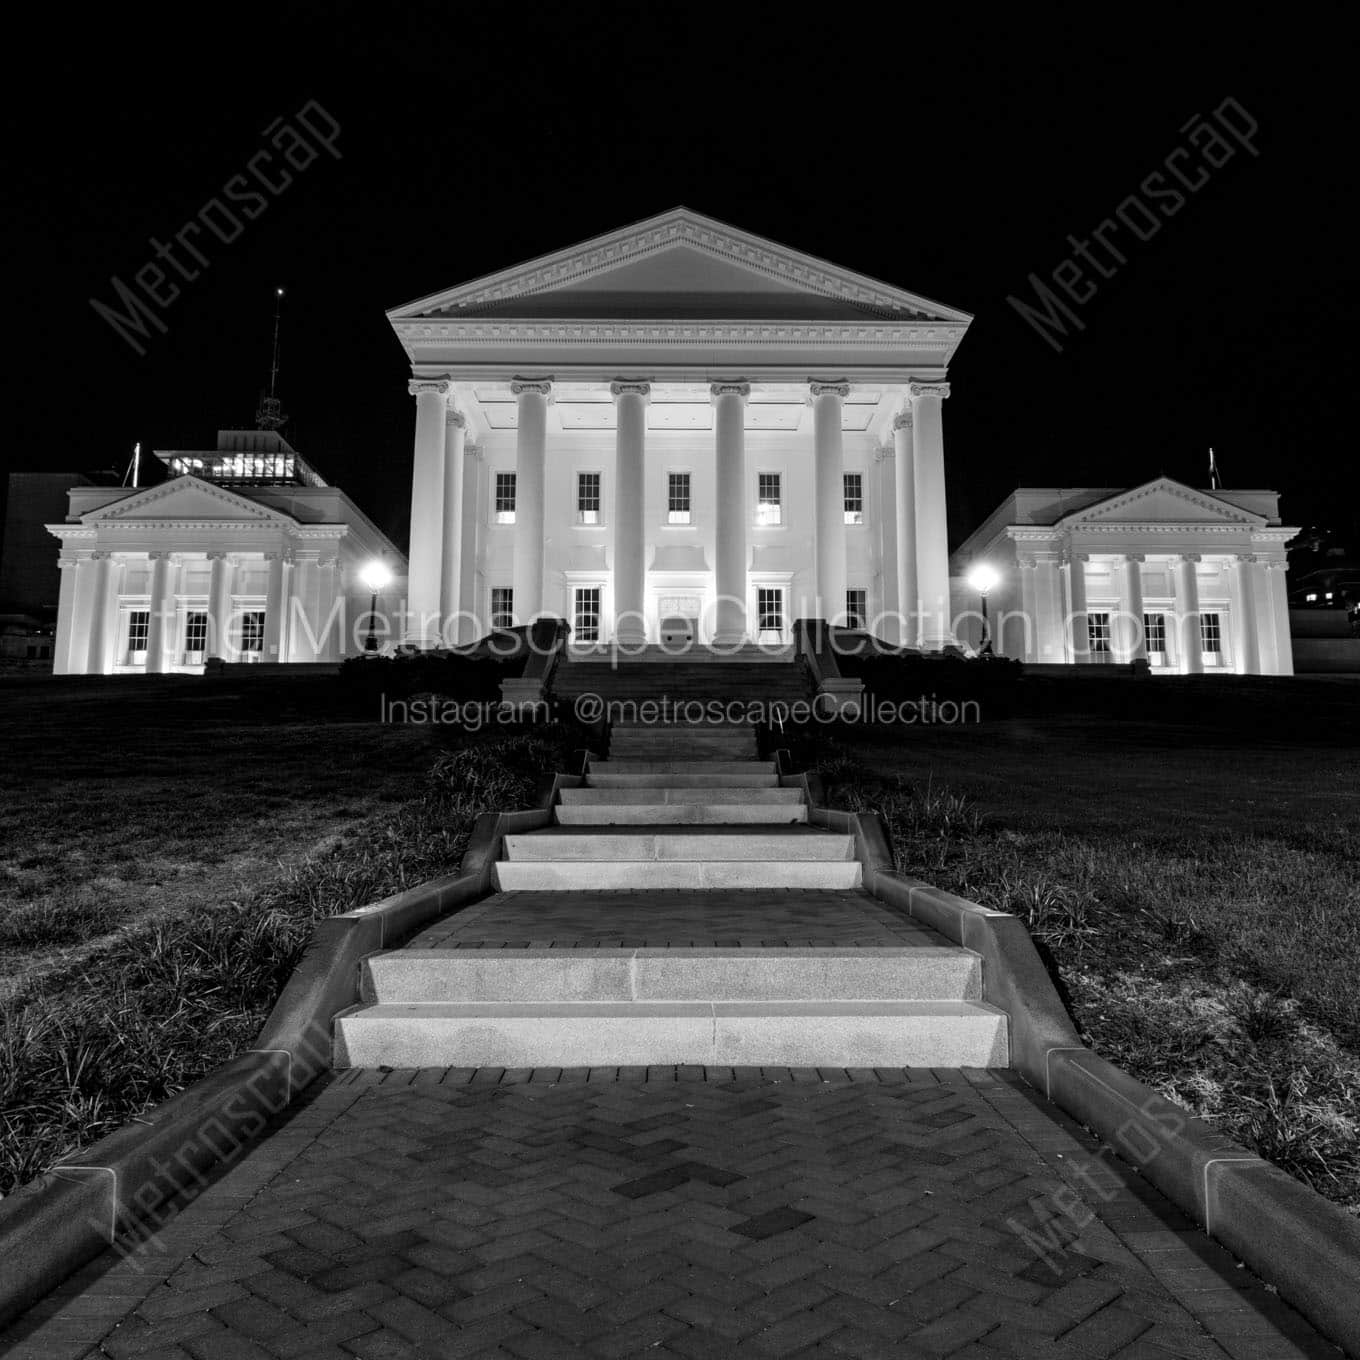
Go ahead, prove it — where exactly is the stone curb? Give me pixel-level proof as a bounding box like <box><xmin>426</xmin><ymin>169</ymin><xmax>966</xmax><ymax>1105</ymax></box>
<box><xmin>777</xmin><ymin>753</ymin><xmax>1360</xmax><ymax>1356</ymax></box>
<box><xmin>0</xmin><ymin>758</ymin><xmax>586</xmax><ymax>1331</ymax></box>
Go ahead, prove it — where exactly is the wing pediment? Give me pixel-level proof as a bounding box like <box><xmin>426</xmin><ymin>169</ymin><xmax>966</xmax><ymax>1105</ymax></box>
<box><xmin>83</xmin><ymin>476</ymin><xmax>294</xmax><ymax>525</ymax></box>
<box><xmin>1062</xmin><ymin>478</ymin><xmax>1264</xmax><ymax>527</ymax></box>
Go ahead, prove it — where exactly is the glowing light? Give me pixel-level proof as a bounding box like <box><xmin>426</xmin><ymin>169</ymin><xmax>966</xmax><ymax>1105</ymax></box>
<box><xmin>361</xmin><ymin>560</ymin><xmax>392</xmax><ymax>592</ymax></box>
<box><xmin>967</xmin><ymin>563</ymin><xmax>1000</xmax><ymax>595</ymax></box>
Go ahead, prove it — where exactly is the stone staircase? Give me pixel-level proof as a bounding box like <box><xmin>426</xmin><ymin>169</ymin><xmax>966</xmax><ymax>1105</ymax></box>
<box><xmin>333</xmin><ymin>721</ymin><xmax>1008</xmax><ymax>1069</ymax></box>
<box><xmin>552</xmin><ymin>650</ymin><xmax>811</xmax><ymax>707</ymax></box>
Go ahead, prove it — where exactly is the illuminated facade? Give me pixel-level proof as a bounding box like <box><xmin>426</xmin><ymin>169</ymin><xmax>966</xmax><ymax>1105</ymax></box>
<box><xmin>951</xmin><ymin>480</ymin><xmax>1298</xmax><ymax>674</ymax></box>
<box><xmin>48</xmin><ymin>430</ymin><xmax>406</xmax><ymax>674</ymax></box>
<box><xmin>387</xmin><ymin>208</ymin><xmax>973</xmax><ymax>648</ymax></box>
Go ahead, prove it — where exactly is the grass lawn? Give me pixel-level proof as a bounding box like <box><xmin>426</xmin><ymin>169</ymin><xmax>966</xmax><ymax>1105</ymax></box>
<box><xmin>807</xmin><ymin>672</ymin><xmax>1360</xmax><ymax>1212</ymax></box>
<box><xmin>0</xmin><ymin>673</ymin><xmax>446</xmax><ymax>997</ymax></box>
<box><xmin>0</xmin><ymin>672</ymin><xmax>573</xmax><ymax>1193</ymax></box>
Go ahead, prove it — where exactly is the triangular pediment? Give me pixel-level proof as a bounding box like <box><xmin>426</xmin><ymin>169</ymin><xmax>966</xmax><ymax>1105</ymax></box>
<box><xmin>388</xmin><ymin>208</ymin><xmax>971</xmax><ymax>324</ymax></box>
<box><xmin>84</xmin><ymin>476</ymin><xmax>295</xmax><ymax>525</ymax></box>
<box><xmin>1061</xmin><ymin>478</ymin><xmax>1265</xmax><ymax>528</ymax></box>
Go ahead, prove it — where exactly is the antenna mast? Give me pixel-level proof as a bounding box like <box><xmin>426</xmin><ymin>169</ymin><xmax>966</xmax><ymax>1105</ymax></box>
<box><xmin>255</xmin><ymin>287</ymin><xmax>287</xmax><ymax>430</ymax></box>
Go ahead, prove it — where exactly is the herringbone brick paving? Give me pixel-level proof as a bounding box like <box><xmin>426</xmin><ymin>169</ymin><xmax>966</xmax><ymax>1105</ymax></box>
<box><xmin>1</xmin><ymin>1069</ymin><xmax>1337</xmax><ymax>1360</ymax></box>
<box><xmin>409</xmin><ymin>890</ymin><xmax>941</xmax><ymax>949</ymax></box>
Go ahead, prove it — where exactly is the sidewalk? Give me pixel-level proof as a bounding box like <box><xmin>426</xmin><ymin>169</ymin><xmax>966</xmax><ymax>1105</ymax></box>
<box><xmin>0</xmin><ymin>1067</ymin><xmax>1336</xmax><ymax>1360</ymax></box>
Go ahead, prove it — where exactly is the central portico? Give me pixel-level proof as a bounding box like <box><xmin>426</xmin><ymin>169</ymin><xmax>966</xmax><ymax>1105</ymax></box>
<box><xmin>387</xmin><ymin>209</ymin><xmax>972</xmax><ymax>648</ymax></box>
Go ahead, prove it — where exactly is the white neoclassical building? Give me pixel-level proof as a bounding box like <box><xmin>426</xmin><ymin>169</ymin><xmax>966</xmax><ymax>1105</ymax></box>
<box><xmin>951</xmin><ymin>480</ymin><xmax>1297</xmax><ymax>674</ymax></box>
<box><xmin>387</xmin><ymin>208</ymin><xmax>972</xmax><ymax>649</ymax></box>
<box><xmin>48</xmin><ymin>429</ymin><xmax>406</xmax><ymax>674</ymax></box>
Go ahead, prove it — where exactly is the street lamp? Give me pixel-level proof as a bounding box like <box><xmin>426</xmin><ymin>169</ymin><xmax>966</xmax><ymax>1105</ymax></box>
<box><xmin>360</xmin><ymin>560</ymin><xmax>393</xmax><ymax>653</ymax></box>
<box><xmin>966</xmin><ymin>563</ymin><xmax>1000</xmax><ymax>656</ymax></box>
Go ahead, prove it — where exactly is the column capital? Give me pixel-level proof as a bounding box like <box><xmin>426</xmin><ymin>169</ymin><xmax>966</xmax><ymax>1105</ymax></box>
<box><xmin>610</xmin><ymin>380</ymin><xmax>651</xmax><ymax>401</ymax></box>
<box><xmin>206</xmin><ymin>550</ymin><xmax>229</xmax><ymax>562</ymax></box>
<box><xmin>408</xmin><ymin>378</ymin><xmax>451</xmax><ymax>399</ymax></box>
<box><xmin>710</xmin><ymin>380</ymin><xmax>750</xmax><ymax>400</ymax></box>
<box><xmin>1122</xmin><ymin>553</ymin><xmax>1146</xmax><ymax>564</ymax></box>
<box><xmin>465</xmin><ymin>441</ymin><xmax>483</xmax><ymax>460</ymax></box>
<box><xmin>1175</xmin><ymin>552</ymin><xmax>1202</xmax><ymax>565</ymax></box>
<box><xmin>1017</xmin><ymin>555</ymin><xmax>1039</xmax><ymax>570</ymax></box>
<box><xmin>908</xmin><ymin>381</ymin><xmax>951</xmax><ymax>402</ymax></box>
<box><xmin>1065</xmin><ymin>551</ymin><xmax>1089</xmax><ymax>565</ymax></box>
<box><xmin>446</xmin><ymin>408</ymin><xmax>467</xmax><ymax>429</ymax></box>
<box><xmin>874</xmin><ymin>443</ymin><xmax>894</xmax><ymax>463</ymax></box>
<box><xmin>146</xmin><ymin>550</ymin><xmax>170</xmax><ymax>562</ymax></box>
<box><xmin>892</xmin><ymin>409</ymin><xmax>914</xmax><ymax>432</ymax></box>
<box><xmin>1236</xmin><ymin>552</ymin><xmax>1258</xmax><ymax>565</ymax></box>
<box><xmin>510</xmin><ymin>377</ymin><xmax>553</xmax><ymax>398</ymax></box>
<box><xmin>809</xmin><ymin>380</ymin><xmax>851</xmax><ymax>399</ymax></box>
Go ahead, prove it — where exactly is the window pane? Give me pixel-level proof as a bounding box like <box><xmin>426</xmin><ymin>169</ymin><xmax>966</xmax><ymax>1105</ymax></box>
<box><xmin>667</xmin><ymin>472</ymin><xmax>691</xmax><ymax>523</ymax></box>
<box><xmin>127</xmin><ymin>610</ymin><xmax>149</xmax><ymax>656</ymax></box>
<box><xmin>574</xmin><ymin>587</ymin><xmax>601</xmax><ymax>643</ymax></box>
<box><xmin>757</xmin><ymin>473</ymin><xmax>781</xmax><ymax>525</ymax></box>
<box><xmin>845</xmin><ymin>589</ymin><xmax>866</xmax><ymax>629</ymax></box>
<box><xmin>757</xmin><ymin>587</ymin><xmax>784</xmax><ymax>634</ymax></box>
<box><xmin>185</xmin><ymin>611</ymin><xmax>208</xmax><ymax>655</ymax></box>
<box><xmin>577</xmin><ymin>472</ymin><xmax>601</xmax><ymax>523</ymax></box>
<box><xmin>239</xmin><ymin>611</ymin><xmax>265</xmax><ymax>653</ymax></box>
<box><xmin>843</xmin><ymin>473</ymin><xmax>864</xmax><ymax>525</ymax></box>
<box><xmin>1088</xmin><ymin>612</ymin><xmax>1111</xmax><ymax>654</ymax></box>
<box><xmin>495</xmin><ymin>472</ymin><xmax>517</xmax><ymax>523</ymax></box>
<box><xmin>491</xmin><ymin>588</ymin><xmax>514</xmax><ymax>630</ymax></box>
<box><xmin>1143</xmin><ymin>613</ymin><xmax>1166</xmax><ymax>652</ymax></box>
<box><xmin>1200</xmin><ymin>613</ymin><xmax>1221</xmax><ymax>653</ymax></box>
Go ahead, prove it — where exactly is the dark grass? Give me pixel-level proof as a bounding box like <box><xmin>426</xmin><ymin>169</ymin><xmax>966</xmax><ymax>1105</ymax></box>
<box><xmin>0</xmin><ymin>673</ymin><xmax>580</xmax><ymax>1195</ymax></box>
<box><xmin>799</xmin><ymin>672</ymin><xmax>1360</xmax><ymax>1212</ymax></box>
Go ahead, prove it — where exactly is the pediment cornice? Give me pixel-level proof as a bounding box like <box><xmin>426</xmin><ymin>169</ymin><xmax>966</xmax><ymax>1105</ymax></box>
<box><xmin>1057</xmin><ymin>478</ymin><xmax>1265</xmax><ymax>529</ymax></box>
<box><xmin>388</xmin><ymin>208</ymin><xmax>972</xmax><ymax>325</ymax></box>
<box><xmin>83</xmin><ymin>476</ymin><xmax>296</xmax><ymax>526</ymax></box>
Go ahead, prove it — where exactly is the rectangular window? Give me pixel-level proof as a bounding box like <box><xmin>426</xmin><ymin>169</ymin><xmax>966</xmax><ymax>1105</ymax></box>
<box><xmin>1201</xmin><ymin>612</ymin><xmax>1222</xmax><ymax>655</ymax></box>
<box><xmin>494</xmin><ymin>472</ymin><xmax>517</xmax><ymax>524</ymax></box>
<box><xmin>126</xmin><ymin>610</ymin><xmax>149</xmax><ymax>662</ymax></box>
<box><xmin>1088</xmin><ymin>612</ymin><xmax>1112</xmax><ymax>655</ymax></box>
<box><xmin>573</xmin><ymin>586</ymin><xmax>601</xmax><ymax>643</ymax></box>
<box><xmin>843</xmin><ymin>472</ymin><xmax>864</xmax><ymax>525</ymax></box>
<box><xmin>184</xmin><ymin>610</ymin><xmax>208</xmax><ymax>660</ymax></box>
<box><xmin>667</xmin><ymin>472</ymin><xmax>691</xmax><ymax>524</ymax></box>
<box><xmin>1144</xmin><ymin>613</ymin><xmax>1166</xmax><ymax>654</ymax></box>
<box><xmin>845</xmin><ymin>589</ymin><xmax>867</xmax><ymax>630</ymax></box>
<box><xmin>576</xmin><ymin>471</ymin><xmax>601</xmax><ymax>525</ymax></box>
<box><xmin>757</xmin><ymin>586</ymin><xmax>785</xmax><ymax>639</ymax></box>
<box><xmin>490</xmin><ymin>588</ymin><xmax>514</xmax><ymax>630</ymax></box>
<box><xmin>238</xmin><ymin>610</ymin><xmax>265</xmax><ymax>656</ymax></box>
<box><xmin>757</xmin><ymin>473</ymin><xmax>782</xmax><ymax>526</ymax></box>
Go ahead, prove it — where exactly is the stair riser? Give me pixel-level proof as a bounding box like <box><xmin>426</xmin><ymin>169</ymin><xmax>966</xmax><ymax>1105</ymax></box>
<box><xmin>592</xmin><ymin>761</ymin><xmax>773</xmax><ymax>776</ymax></box>
<box><xmin>503</xmin><ymin>834</ymin><xmax>853</xmax><ymax>862</ymax></box>
<box><xmin>554</xmin><ymin>805</ymin><xmax>808</xmax><ymax>824</ymax></box>
<box><xmin>493</xmin><ymin>861</ymin><xmax>863</xmax><ymax>890</ymax></box>
<box><xmin>334</xmin><ymin>1012</ymin><xmax>1007</xmax><ymax>1069</ymax></box>
<box><xmin>560</xmin><ymin>787</ymin><xmax>801</xmax><ymax>805</ymax></box>
<box><xmin>364</xmin><ymin>953</ymin><xmax>982</xmax><ymax>1004</ymax></box>
<box><xmin>587</xmin><ymin>773</ymin><xmax>780</xmax><ymax>788</ymax></box>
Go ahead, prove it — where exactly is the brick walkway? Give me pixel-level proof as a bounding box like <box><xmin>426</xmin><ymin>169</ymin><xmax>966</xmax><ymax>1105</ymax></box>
<box><xmin>409</xmin><ymin>890</ymin><xmax>941</xmax><ymax>949</ymax></box>
<box><xmin>1</xmin><ymin>1068</ymin><xmax>1336</xmax><ymax>1360</ymax></box>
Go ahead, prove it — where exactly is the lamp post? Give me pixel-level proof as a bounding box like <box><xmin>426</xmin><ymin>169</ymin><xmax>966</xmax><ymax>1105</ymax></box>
<box><xmin>360</xmin><ymin>560</ymin><xmax>393</xmax><ymax>653</ymax></box>
<box><xmin>966</xmin><ymin>563</ymin><xmax>1000</xmax><ymax>656</ymax></box>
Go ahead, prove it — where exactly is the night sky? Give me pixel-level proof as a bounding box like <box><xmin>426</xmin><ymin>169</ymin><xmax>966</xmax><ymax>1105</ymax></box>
<box><xmin>7</xmin><ymin>6</ymin><xmax>1356</xmax><ymax>552</ymax></box>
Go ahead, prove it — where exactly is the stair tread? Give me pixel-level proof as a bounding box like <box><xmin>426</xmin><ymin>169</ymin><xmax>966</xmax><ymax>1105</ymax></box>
<box><xmin>348</xmin><ymin>999</ymin><xmax>1004</xmax><ymax>1018</ymax></box>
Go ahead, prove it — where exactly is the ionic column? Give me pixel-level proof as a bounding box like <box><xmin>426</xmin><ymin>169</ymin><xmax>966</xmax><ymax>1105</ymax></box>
<box><xmin>811</xmin><ymin>381</ymin><xmax>849</xmax><ymax>622</ymax></box>
<box><xmin>511</xmin><ymin>378</ymin><xmax>551</xmax><ymax>623</ymax></box>
<box><xmin>406</xmin><ymin>378</ymin><xmax>450</xmax><ymax>642</ymax></box>
<box><xmin>263</xmin><ymin>550</ymin><xmax>287</xmax><ymax>662</ymax></box>
<box><xmin>1066</xmin><ymin>551</ymin><xmax>1090</xmax><ymax>662</ymax></box>
<box><xmin>1017</xmin><ymin>556</ymin><xmax>1039</xmax><ymax>660</ymax></box>
<box><xmin>909</xmin><ymin>382</ymin><xmax>955</xmax><ymax>648</ymax></box>
<box><xmin>317</xmin><ymin>555</ymin><xmax>342</xmax><ymax>660</ymax></box>
<box><xmin>611</xmin><ymin>381</ymin><xmax>650</xmax><ymax>645</ymax></box>
<box><xmin>145</xmin><ymin>552</ymin><xmax>177</xmax><ymax>673</ymax></box>
<box><xmin>207</xmin><ymin>552</ymin><xmax>234</xmax><ymax>660</ymax></box>
<box><xmin>53</xmin><ymin>555</ymin><xmax>81</xmax><ymax>674</ymax></box>
<box><xmin>440</xmin><ymin>408</ymin><xmax>467</xmax><ymax>639</ymax></box>
<box><xmin>85</xmin><ymin>551</ymin><xmax>114</xmax><ymax>675</ymax></box>
<box><xmin>1234</xmin><ymin>554</ymin><xmax>1260</xmax><ymax>674</ymax></box>
<box><xmin>1265</xmin><ymin>559</ymin><xmax>1294</xmax><ymax>675</ymax></box>
<box><xmin>1034</xmin><ymin>556</ymin><xmax>1064</xmax><ymax>660</ymax></box>
<box><xmin>1119</xmin><ymin>554</ymin><xmax>1147</xmax><ymax>662</ymax></box>
<box><xmin>892</xmin><ymin>409</ymin><xmax>918</xmax><ymax>646</ymax></box>
<box><xmin>460</xmin><ymin>444</ymin><xmax>482</xmax><ymax>631</ymax></box>
<box><xmin>1173</xmin><ymin>554</ymin><xmax>1203</xmax><ymax>675</ymax></box>
<box><xmin>875</xmin><ymin>443</ymin><xmax>899</xmax><ymax>630</ymax></box>
<box><xmin>711</xmin><ymin>381</ymin><xmax>750</xmax><ymax>645</ymax></box>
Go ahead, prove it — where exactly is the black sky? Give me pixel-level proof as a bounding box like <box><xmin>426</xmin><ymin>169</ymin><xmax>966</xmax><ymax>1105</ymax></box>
<box><xmin>6</xmin><ymin>4</ymin><xmax>1357</xmax><ymax>552</ymax></box>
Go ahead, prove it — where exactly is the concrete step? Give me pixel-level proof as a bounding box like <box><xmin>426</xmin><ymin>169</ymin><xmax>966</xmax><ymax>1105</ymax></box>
<box><xmin>503</xmin><ymin>832</ymin><xmax>854</xmax><ymax>862</ymax></box>
<box><xmin>492</xmin><ymin>860</ymin><xmax>862</xmax><ymax>890</ymax></box>
<box><xmin>560</xmin><ymin>786</ymin><xmax>803</xmax><ymax>805</ymax></box>
<box><xmin>554</xmin><ymin>803</ymin><xmax>808</xmax><ymax>825</ymax></box>
<box><xmin>363</xmin><ymin>947</ymin><xmax>982</xmax><ymax>1005</ymax></box>
<box><xmin>334</xmin><ymin>999</ymin><xmax>1008</xmax><ymax>1069</ymax></box>
<box><xmin>591</xmin><ymin>761</ymin><xmax>773</xmax><ymax>776</ymax></box>
<box><xmin>587</xmin><ymin>771</ymin><xmax>781</xmax><ymax>788</ymax></box>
